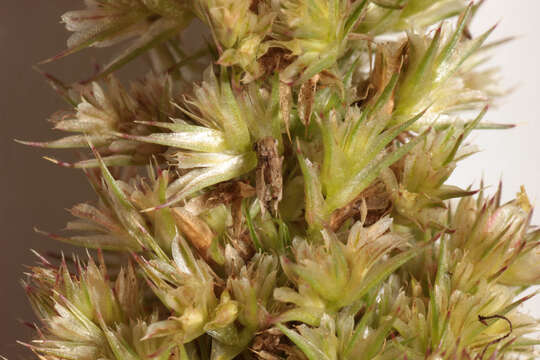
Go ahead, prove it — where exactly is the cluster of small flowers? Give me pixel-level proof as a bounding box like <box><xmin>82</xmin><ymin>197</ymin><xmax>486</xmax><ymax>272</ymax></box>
<box><xmin>18</xmin><ymin>0</ymin><xmax>539</xmax><ymax>359</ymax></box>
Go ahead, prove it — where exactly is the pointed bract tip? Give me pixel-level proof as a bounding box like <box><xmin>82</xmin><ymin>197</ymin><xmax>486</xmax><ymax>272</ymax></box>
<box><xmin>43</xmin><ymin>156</ymin><xmax>74</xmax><ymax>168</ymax></box>
<box><xmin>33</xmin><ymin>66</ymin><xmax>62</xmax><ymax>84</ymax></box>
<box><xmin>141</xmin><ymin>206</ymin><xmax>159</xmax><ymax>213</ymax></box>
<box><xmin>38</xmin><ymin>45</ymin><xmax>79</xmax><ymax>65</ymax></box>
<box><xmin>134</xmin><ymin>120</ymin><xmax>159</xmax><ymax>126</ymax></box>
<box><xmin>14</xmin><ymin>139</ymin><xmax>47</xmax><ymax>148</ymax></box>
<box><xmin>16</xmin><ymin>340</ymin><xmax>33</xmax><ymax>349</ymax></box>
<box><xmin>31</xmin><ymin>65</ymin><xmax>46</xmax><ymax>75</ymax></box>
<box><xmin>30</xmin><ymin>249</ymin><xmax>52</xmax><ymax>267</ymax></box>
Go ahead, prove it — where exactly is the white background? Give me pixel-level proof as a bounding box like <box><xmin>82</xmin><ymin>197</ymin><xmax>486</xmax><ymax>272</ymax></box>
<box><xmin>450</xmin><ymin>1</ymin><xmax>540</xmax><ymax>315</ymax></box>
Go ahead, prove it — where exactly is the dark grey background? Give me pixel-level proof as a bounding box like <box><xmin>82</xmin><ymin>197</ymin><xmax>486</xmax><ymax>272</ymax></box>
<box><xmin>1</xmin><ymin>2</ymin><xmax>127</xmax><ymax>358</ymax></box>
<box><xmin>1</xmin><ymin>1</ymin><xmax>539</xmax><ymax>359</ymax></box>
<box><xmin>1</xmin><ymin>2</ymin><xmax>181</xmax><ymax>358</ymax></box>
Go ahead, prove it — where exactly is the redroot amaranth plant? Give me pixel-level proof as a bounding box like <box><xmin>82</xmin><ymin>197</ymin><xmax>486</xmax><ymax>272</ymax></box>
<box><xmin>16</xmin><ymin>1</ymin><xmax>539</xmax><ymax>359</ymax></box>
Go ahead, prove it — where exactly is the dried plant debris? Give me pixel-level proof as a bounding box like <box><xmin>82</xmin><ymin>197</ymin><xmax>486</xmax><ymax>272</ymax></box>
<box><xmin>255</xmin><ymin>137</ymin><xmax>284</xmax><ymax>216</ymax></box>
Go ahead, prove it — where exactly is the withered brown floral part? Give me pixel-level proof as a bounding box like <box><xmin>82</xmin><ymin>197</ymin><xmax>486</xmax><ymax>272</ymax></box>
<box><xmin>258</xmin><ymin>47</ymin><xmax>295</xmax><ymax>75</ymax></box>
<box><xmin>195</xmin><ymin>181</ymin><xmax>256</xmax><ymax>210</ymax></box>
<box><xmin>367</xmin><ymin>39</ymin><xmax>407</xmax><ymax>113</ymax></box>
<box><xmin>249</xmin><ymin>0</ymin><xmax>262</xmax><ymax>14</ymax></box>
<box><xmin>203</xmin><ymin>181</ymin><xmax>256</xmax><ymax>238</ymax></box>
<box><xmin>297</xmin><ymin>75</ymin><xmax>319</xmax><ymax>127</ymax></box>
<box><xmin>251</xmin><ymin>328</ymin><xmax>307</xmax><ymax>360</ymax></box>
<box><xmin>172</xmin><ymin>207</ymin><xmax>216</xmax><ymax>260</ymax></box>
<box><xmin>255</xmin><ymin>137</ymin><xmax>284</xmax><ymax>216</ymax></box>
<box><xmin>279</xmin><ymin>82</ymin><xmax>293</xmax><ymax>140</ymax></box>
<box><xmin>184</xmin><ymin>181</ymin><xmax>257</xmax><ymax>259</ymax></box>
<box><xmin>329</xmin><ymin>181</ymin><xmax>391</xmax><ymax>231</ymax></box>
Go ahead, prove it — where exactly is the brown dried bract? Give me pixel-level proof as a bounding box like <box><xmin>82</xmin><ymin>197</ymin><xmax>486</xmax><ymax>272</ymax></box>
<box><xmin>279</xmin><ymin>82</ymin><xmax>293</xmax><ymax>141</ymax></box>
<box><xmin>172</xmin><ymin>207</ymin><xmax>215</xmax><ymax>260</ymax></box>
<box><xmin>185</xmin><ymin>181</ymin><xmax>255</xmax><ymax>215</ymax></box>
<box><xmin>259</xmin><ymin>47</ymin><xmax>295</xmax><ymax>75</ymax></box>
<box><xmin>249</xmin><ymin>0</ymin><xmax>261</xmax><ymax>13</ymax></box>
<box><xmin>231</xmin><ymin>229</ymin><xmax>256</xmax><ymax>260</ymax></box>
<box><xmin>297</xmin><ymin>74</ymin><xmax>320</xmax><ymax>127</ymax></box>
<box><xmin>203</xmin><ymin>181</ymin><xmax>256</xmax><ymax>209</ymax></box>
<box><xmin>251</xmin><ymin>328</ymin><xmax>282</xmax><ymax>355</ymax></box>
<box><xmin>190</xmin><ymin>181</ymin><xmax>258</xmax><ymax>260</ymax></box>
<box><xmin>185</xmin><ymin>181</ymin><xmax>256</xmax><ymax>249</ymax></box>
<box><xmin>329</xmin><ymin>181</ymin><xmax>391</xmax><ymax>231</ymax></box>
<box><xmin>366</xmin><ymin>39</ymin><xmax>407</xmax><ymax>114</ymax></box>
<box><xmin>203</xmin><ymin>181</ymin><xmax>256</xmax><ymax>243</ymax></box>
<box><xmin>251</xmin><ymin>328</ymin><xmax>307</xmax><ymax>360</ymax></box>
<box><xmin>255</xmin><ymin>137</ymin><xmax>283</xmax><ymax>216</ymax></box>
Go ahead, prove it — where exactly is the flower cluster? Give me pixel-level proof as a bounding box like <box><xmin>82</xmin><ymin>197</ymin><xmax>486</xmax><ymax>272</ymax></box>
<box><xmin>17</xmin><ymin>0</ymin><xmax>539</xmax><ymax>359</ymax></box>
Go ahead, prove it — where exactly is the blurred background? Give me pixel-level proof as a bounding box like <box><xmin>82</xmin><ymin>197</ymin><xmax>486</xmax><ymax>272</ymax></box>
<box><xmin>1</xmin><ymin>1</ymin><xmax>539</xmax><ymax>358</ymax></box>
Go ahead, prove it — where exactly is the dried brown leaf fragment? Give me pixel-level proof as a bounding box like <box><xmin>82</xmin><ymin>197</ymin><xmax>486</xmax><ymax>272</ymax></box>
<box><xmin>172</xmin><ymin>207</ymin><xmax>215</xmax><ymax>260</ymax></box>
<box><xmin>329</xmin><ymin>181</ymin><xmax>391</xmax><ymax>231</ymax></box>
<box><xmin>297</xmin><ymin>75</ymin><xmax>320</xmax><ymax>127</ymax></box>
<box><xmin>255</xmin><ymin>137</ymin><xmax>284</xmax><ymax>216</ymax></box>
<box><xmin>251</xmin><ymin>327</ymin><xmax>307</xmax><ymax>360</ymax></box>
